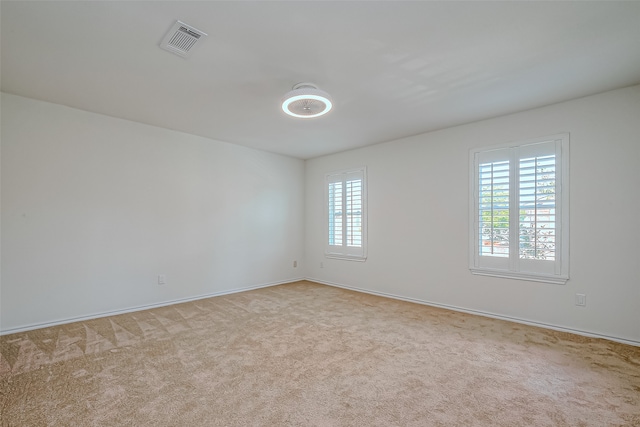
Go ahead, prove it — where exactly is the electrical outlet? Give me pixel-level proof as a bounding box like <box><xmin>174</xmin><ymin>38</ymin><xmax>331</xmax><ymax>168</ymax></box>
<box><xmin>575</xmin><ymin>293</ymin><xmax>586</xmax><ymax>307</ymax></box>
<box><xmin>293</xmin><ymin>260</ymin><xmax>297</xmax><ymax>268</ymax></box>
<box><xmin>320</xmin><ymin>262</ymin><xmax>324</xmax><ymax>268</ymax></box>
<box><xmin>158</xmin><ymin>274</ymin><xmax>166</xmax><ymax>285</ymax></box>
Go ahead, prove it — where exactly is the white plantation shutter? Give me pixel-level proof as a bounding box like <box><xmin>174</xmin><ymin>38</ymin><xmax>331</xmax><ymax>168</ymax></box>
<box><xmin>479</xmin><ymin>157</ymin><xmax>510</xmax><ymax>258</ymax></box>
<box><xmin>470</xmin><ymin>135</ymin><xmax>569</xmax><ymax>284</ymax></box>
<box><xmin>474</xmin><ymin>147</ymin><xmax>512</xmax><ymax>272</ymax></box>
<box><xmin>328</xmin><ymin>181</ymin><xmax>343</xmax><ymax>246</ymax></box>
<box><xmin>345</xmin><ymin>178</ymin><xmax>363</xmax><ymax>247</ymax></box>
<box><xmin>326</xmin><ymin>168</ymin><xmax>367</xmax><ymax>260</ymax></box>
<box><xmin>518</xmin><ymin>151</ymin><xmax>556</xmax><ymax>260</ymax></box>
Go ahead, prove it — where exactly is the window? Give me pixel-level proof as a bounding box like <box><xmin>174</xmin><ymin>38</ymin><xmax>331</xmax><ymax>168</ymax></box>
<box><xmin>469</xmin><ymin>134</ymin><xmax>569</xmax><ymax>284</ymax></box>
<box><xmin>326</xmin><ymin>167</ymin><xmax>367</xmax><ymax>261</ymax></box>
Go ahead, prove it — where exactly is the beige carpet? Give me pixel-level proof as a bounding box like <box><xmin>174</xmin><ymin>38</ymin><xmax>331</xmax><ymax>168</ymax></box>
<box><xmin>1</xmin><ymin>281</ymin><xmax>639</xmax><ymax>426</ymax></box>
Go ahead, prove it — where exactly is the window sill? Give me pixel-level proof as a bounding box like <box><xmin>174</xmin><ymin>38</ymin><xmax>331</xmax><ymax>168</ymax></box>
<box><xmin>325</xmin><ymin>253</ymin><xmax>367</xmax><ymax>262</ymax></box>
<box><xmin>470</xmin><ymin>268</ymin><xmax>568</xmax><ymax>285</ymax></box>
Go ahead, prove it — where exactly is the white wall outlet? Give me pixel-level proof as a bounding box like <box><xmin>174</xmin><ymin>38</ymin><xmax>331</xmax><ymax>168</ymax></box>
<box><xmin>293</xmin><ymin>260</ymin><xmax>297</xmax><ymax>268</ymax></box>
<box><xmin>575</xmin><ymin>293</ymin><xmax>586</xmax><ymax>307</ymax></box>
<box><xmin>320</xmin><ymin>262</ymin><xmax>324</xmax><ymax>268</ymax></box>
<box><xmin>158</xmin><ymin>274</ymin><xmax>166</xmax><ymax>285</ymax></box>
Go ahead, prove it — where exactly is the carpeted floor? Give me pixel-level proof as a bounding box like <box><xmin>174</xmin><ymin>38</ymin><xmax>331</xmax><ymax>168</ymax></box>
<box><xmin>1</xmin><ymin>281</ymin><xmax>639</xmax><ymax>426</ymax></box>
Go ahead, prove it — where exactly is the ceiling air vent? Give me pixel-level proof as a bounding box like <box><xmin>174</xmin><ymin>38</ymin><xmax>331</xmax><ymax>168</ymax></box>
<box><xmin>160</xmin><ymin>21</ymin><xmax>207</xmax><ymax>58</ymax></box>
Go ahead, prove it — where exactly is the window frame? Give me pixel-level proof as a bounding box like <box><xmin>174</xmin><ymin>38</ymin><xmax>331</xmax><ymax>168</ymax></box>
<box><xmin>325</xmin><ymin>167</ymin><xmax>368</xmax><ymax>261</ymax></box>
<box><xmin>469</xmin><ymin>134</ymin><xmax>569</xmax><ymax>284</ymax></box>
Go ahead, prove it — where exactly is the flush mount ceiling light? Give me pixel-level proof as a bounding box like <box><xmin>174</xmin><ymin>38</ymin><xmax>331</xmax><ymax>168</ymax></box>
<box><xmin>281</xmin><ymin>83</ymin><xmax>333</xmax><ymax>118</ymax></box>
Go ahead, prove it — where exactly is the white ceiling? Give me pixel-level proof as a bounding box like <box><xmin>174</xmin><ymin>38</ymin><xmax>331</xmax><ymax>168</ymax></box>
<box><xmin>2</xmin><ymin>1</ymin><xmax>640</xmax><ymax>159</ymax></box>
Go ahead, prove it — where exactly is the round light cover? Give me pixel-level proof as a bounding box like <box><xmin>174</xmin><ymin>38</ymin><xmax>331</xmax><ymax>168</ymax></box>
<box><xmin>282</xmin><ymin>83</ymin><xmax>332</xmax><ymax>118</ymax></box>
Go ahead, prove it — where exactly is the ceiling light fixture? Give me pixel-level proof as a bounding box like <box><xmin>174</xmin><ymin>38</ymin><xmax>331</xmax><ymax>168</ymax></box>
<box><xmin>281</xmin><ymin>83</ymin><xmax>333</xmax><ymax>118</ymax></box>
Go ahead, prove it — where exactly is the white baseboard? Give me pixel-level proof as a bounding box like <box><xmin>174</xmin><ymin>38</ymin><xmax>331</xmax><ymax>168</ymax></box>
<box><xmin>0</xmin><ymin>277</ymin><xmax>305</xmax><ymax>335</ymax></box>
<box><xmin>5</xmin><ymin>276</ymin><xmax>638</xmax><ymax>348</ymax></box>
<box><xmin>307</xmin><ymin>277</ymin><xmax>640</xmax><ymax>348</ymax></box>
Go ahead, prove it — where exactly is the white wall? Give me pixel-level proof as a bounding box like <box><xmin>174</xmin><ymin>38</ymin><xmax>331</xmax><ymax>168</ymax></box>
<box><xmin>3</xmin><ymin>86</ymin><xmax>639</xmax><ymax>344</ymax></box>
<box><xmin>1</xmin><ymin>93</ymin><xmax>305</xmax><ymax>332</ymax></box>
<box><xmin>305</xmin><ymin>85</ymin><xmax>640</xmax><ymax>344</ymax></box>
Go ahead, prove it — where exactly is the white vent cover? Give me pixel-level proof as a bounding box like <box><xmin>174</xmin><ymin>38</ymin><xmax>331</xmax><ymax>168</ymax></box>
<box><xmin>160</xmin><ymin>21</ymin><xmax>207</xmax><ymax>58</ymax></box>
